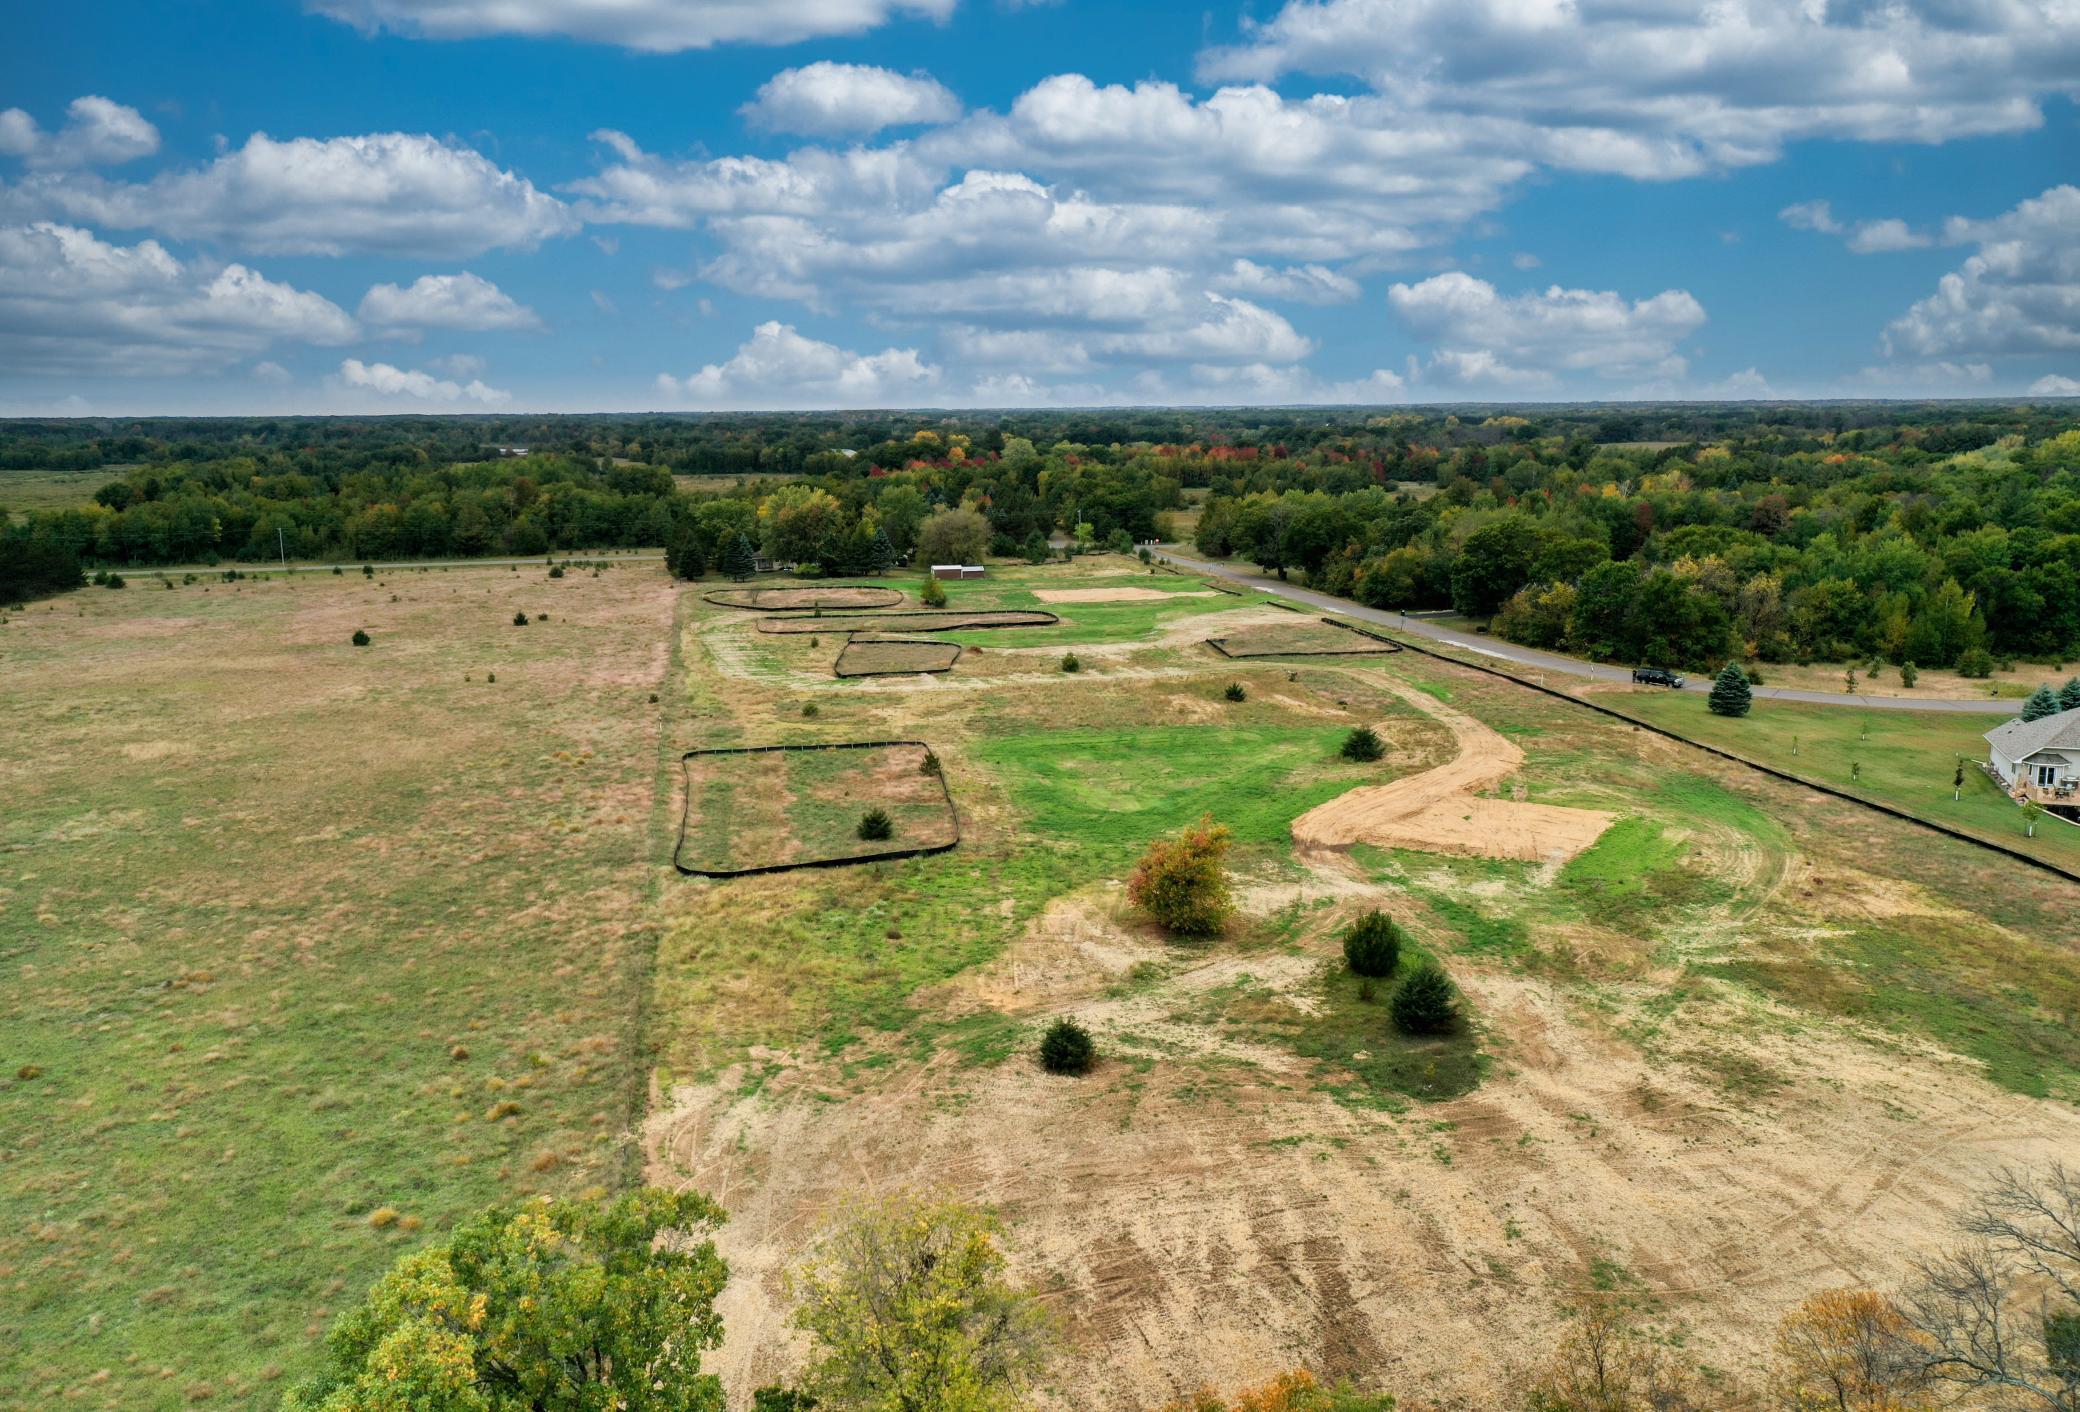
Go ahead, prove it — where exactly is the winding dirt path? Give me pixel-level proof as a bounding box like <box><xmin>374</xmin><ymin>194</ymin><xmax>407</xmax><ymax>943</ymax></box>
<box><xmin>1291</xmin><ymin>674</ymin><xmax>1616</xmax><ymax>863</ymax></box>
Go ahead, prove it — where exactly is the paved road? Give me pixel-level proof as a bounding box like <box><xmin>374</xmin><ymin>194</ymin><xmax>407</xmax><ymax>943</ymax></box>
<box><xmin>1156</xmin><ymin>548</ymin><xmax>2018</xmax><ymax>717</ymax></box>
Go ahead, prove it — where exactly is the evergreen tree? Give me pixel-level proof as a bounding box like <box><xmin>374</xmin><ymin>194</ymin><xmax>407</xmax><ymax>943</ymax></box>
<box><xmin>721</xmin><ymin>532</ymin><xmax>758</xmax><ymax>582</ymax></box>
<box><xmin>1390</xmin><ymin>961</ymin><xmax>1458</xmax><ymax>1034</ymax></box>
<box><xmin>2060</xmin><ymin>677</ymin><xmax>2080</xmax><ymax>713</ymax></box>
<box><xmin>866</xmin><ymin>526</ymin><xmax>896</xmax><ymax>575</ymax></box>
<box><xmin>1708</xmin><ymin>661</ymin><xmax>1753</xmax><ymax>717</ymax></box>
<box><xmin>2023</xmin><ymin>684</ymin><xmax>2062</xmax><ymax>721</ymax></box>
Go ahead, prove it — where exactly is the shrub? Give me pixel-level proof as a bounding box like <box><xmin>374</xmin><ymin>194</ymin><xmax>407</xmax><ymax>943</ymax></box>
<box><xmin>1708</xmin><ymin>661</ymin><xmax>1752</xmax><ymax>717</ymax></box>
<box><xmin>1899</xmin><ymin>660</ymin><xmax>1919</xmax><ymax>688</ymax></box>
<box><xmin>362</xmin><ymin>564</ymin><xmax>374</xmax><ymax>577</ymax></box>
<box><xmin>1391</xmin><ymin>961</ymin><xmax>1458</xmax><ymax>1034</ymax></box>
<box><xmin>332</xmin><ymin>565</ymin><xmax>343</xmax><ymax>575</ymax></box>
<box><xmin>1038</xmin><ymin>1018</ymin><xmax>1095</xmax><ymax>1075</ymax></box>
<box><xmin>549</xmin><ymin>564</ymin><xmax>565</xmax><ymax>578</ymax></box>
<box><xmin>1341</xmin><ymin>911</ymin><xmax>1401</xmax><ymax>978</ymax></box>
<box><xmin>1955</xmin><ymin>647</ymin><xmax>1994</xmax><ymax>679</ymax></box>
<box><xmin>802</xmin><ymin>702</ymin><xmax>819</xmax><ymax>718</ymax></box>
<box><xmin>920</xmin><ymin>575</ymin><xmax>948</xmax><ymax>608</ymax></box>
<box><xmin>350</xmin><ymin>629</ymin><xmax>371</xmax><ymax>647</ymax></box>
<box><xmin>1340</xmin><ymin>725</ymin><xmax>1384</xmax><ymax>761</ymax></box>
<box><xmin>857</xmin><ymin>807</ymin><xmax>894</xmax><ymax>841</ymax></box>
<box><xmin>1061</xmin><ymin>652</ymin><xmax>1082</xmax><ymax>673</ymax></box>
<box><xmin>919</xmin><ymin>751</ymin><xmax>941</xmax><ymax>776</ymax></box>
<box><xmin>1225</xmin><ymin>682</ymin><xmax>1246</xmax><ymax>702</ymax></box>
<box><xmin>487</xmin><ymin>672</ymin><xmax>496</xmax><ymax>683</ymax></box>
<box><xmin>102</xmin><ymin>572</ymin><xmax>126</xmax><ymax>589</ymax></box>
<box><xmin>1127</xmin><ymin>815</ymin><xmax>1233</xmax><ymax>936</ymax></box>
<box><xmin>513</xmin><ymin>611</ymin><xmax>530</xmax><ymax>626</ymax></box>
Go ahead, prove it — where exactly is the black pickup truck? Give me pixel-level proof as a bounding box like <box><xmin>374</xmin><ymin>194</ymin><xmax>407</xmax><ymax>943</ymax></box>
<box><xmin>1631</xmin><ymin>666</ymin><xmax>1686</xmax><ymax>688</ymax></box>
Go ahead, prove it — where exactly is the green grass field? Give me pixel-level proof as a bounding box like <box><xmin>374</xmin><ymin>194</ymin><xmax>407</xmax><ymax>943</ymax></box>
<box><xmin>0</xmin><ymin>565</ymin><xmax>673</xmax><ymax>1411</ymax></box>
<box><xmin>1613</xmin><ymin>689</ymin><xmax>2080</xmax><ymax>871</ymax></box>
<box><xmin>0</xmin><ymin>465</ymin><xmax>124</xmax><ymax>515</ymax></box>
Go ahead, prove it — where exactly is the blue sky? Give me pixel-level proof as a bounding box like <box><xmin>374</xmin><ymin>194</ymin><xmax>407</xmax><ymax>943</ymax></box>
<box><xmin>2</xmin><ymin>0</ymin><xmax>2076</xmax><ymax>414</ymax></box>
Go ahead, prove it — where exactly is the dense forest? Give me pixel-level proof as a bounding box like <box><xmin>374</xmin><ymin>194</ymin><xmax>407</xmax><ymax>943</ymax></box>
<box><xmin>4</xmin><ymin>402</ymin><xmax>2078</xmax><ymax>670</ymax></box>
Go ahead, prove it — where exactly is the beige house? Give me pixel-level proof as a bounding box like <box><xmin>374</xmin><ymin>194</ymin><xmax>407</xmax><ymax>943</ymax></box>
<box><xmin>1985</xmin><ymin>705</ymin><xmax>2080</xmax><ymax>808</ymax></box>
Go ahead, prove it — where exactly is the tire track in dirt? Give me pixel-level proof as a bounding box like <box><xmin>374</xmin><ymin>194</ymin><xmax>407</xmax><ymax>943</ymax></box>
<box><xmin>1291</xmin><ymin>673</ymin><xmax>1616</xmax><ymax>863</ymax></box>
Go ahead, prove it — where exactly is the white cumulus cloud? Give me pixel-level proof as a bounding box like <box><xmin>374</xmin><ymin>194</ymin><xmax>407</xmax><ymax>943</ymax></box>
<box><xmin>4</xmin><ymin>132</ymin><xmax>576</xmax><ymax>257</ymax></box>
<box><xmin>358</xmin><ymin>271</ymin><xmax>541</xmax><ymax>330</ymax></box>
<box><xmin>337</xmin><ymin>356</ymin><xmax>510</xmax><ymax>403</ymax></box>
<box><xmin>657</xmin><ymin>321</ymin><xmax>940</xmax><ymax>409</ymax></box>
<box><xmin>309</xmin><ymin>0</ymin><xmax>957</xmax><ymax>51</ymax></box>
<box><xmin>1201</xmin><ymin>0</ymin><xmax>2080</xmax><ymax>170</ymax></box>
<box><xmin>0</xmin><ymin>96</ymin><xmax>159</xmax><ymax>170</ymax></box>
<box><xmin>0</xmin><ymin>222</ymin><xmax>357</xmax><ymax>375</ymax></box>
<box><xmin>1882</xmin><ymin>185</ymin><xmax>2080</xmax><ymax>360</ymax></box>
<box><xmin>1388</xmin><ymin>271</ymin><xmax>1706</xmax><ymax>386</ymax></box>
<box><xmin>2030</xmin><ymin>374</ymin><xmax>2080</xmax><ymax>396</ymax></box>
<box><xmin>1212</xmin><ymin>259</ymin><xmax>1359</xmax><ymax>305</ymax></box>
<box><xmin>744</xmin><ymin>63</ymin><xmax>961</xmax><ymax>137</ymax></box>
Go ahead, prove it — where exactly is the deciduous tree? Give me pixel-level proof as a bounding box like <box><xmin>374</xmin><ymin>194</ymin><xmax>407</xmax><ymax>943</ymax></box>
<box><xmin>785</xmin><ymin>1195</ymin><xmax>1051</xmax><ymax>1412</ymax></box>
<box><xmin>283</xmin><ymin>1188</ymin><xmax>729</xmax><ymax>1412</ymax></box>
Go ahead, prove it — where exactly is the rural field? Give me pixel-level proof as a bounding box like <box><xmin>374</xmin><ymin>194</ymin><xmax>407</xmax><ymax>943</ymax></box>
<box><xmin>5</xmin><ymin>554</ymin><xmax>2080</xmax><ymax>1409</ymax></box>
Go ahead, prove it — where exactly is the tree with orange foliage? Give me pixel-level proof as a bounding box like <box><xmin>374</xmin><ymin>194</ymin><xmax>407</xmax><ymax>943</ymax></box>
<box><xmin>1771</xmin><ymin>1288</ymin><xmax>1932</xmax><ymax>1412</ymax></box>
<box><xmin>1126</xmin><ymin>815</ymin><xmax>1234</xmax><ymax>936</ymax></box>
<box><xmin>1164</xmin><ymin>1369</ymin><xmax>1395</xmax><ymax>1412</ymax></box>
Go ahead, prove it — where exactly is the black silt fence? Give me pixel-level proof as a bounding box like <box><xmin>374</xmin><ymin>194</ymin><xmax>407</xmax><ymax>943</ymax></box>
<box><xmin>674</xmin><ymin>739</ymin><xmax>961</xmax><ymax>879</ymax></box>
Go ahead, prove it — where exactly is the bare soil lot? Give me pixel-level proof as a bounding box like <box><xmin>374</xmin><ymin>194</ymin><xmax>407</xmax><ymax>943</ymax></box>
<box><xmin>706</xmin><ymin>585</ymin><xmax>905</xmax><ymax>610</ymax></box>
<box><xmin>833</xmin><ymin>637</ymin><xmax>963</xmax><ymax>677</ymax></box>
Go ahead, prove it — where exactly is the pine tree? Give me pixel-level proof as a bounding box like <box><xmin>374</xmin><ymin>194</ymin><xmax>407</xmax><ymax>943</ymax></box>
<box><xmin>1708</xmin><ymin>661</ymin><xmax>1752</xmax><ymax>717</ymax></box>
<box><xmin>867</xmin><ymin>527</ymin><xmax>896</xmax><ymax>576</ymax></box>
<box><xmin>721</xmin><ymin>532</ymin><xmax>758</xmax><ymax>582</ymax></box>
<box><xmin>2023</xmin><ymin>684</ymin><xmax>2061</xmax><ymax>721</ymax></box>
<box><xmin>2059</xmin><ymin>677</ymin><xmax>2080</xmax><ymax>713</ymax></box>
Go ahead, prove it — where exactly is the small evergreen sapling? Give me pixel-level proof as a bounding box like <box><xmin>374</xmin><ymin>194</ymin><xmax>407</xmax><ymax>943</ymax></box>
<box><xmin>1707</xmin><ymin>662</ymin><xmax>1752</xmax><ymax>717</ymax></box>
<box><xmin>1341</xmin><ymin>725</ymin><xmax>1385</xmax><ymax>761</ymax></box>
<box><xmin>1341</xmin><ymin>911</ymin><xmax>1401</xmax><ymax>978</ymax></box>
<box><xmin>350</xmin><ymin>629</ymin><xmax>370</xmax><ymax>647</ymax></box>
<box><xmin>857</xmin><ymin>807</ymin><xmax>893</xmax><ymax>841</ymax></box>
<box><xmin>1391</xmin><ymin>960</ymin><xmax>1458</xmax><ymax>1035</ymax></box>
<box><xmin>1038</xmin><ymin>1018</ymin><xmax>1095</xmax><ymax>1075</ymax></box>
<box><xmin>1225</xmin><ymin>682</ymin><xmax>1246</xmax><ymax>702</ymax></box>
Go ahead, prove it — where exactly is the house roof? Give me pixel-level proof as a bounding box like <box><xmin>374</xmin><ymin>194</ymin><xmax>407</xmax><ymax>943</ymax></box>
<box><xmin>1985</xmin><ymin>704</ymin><xmax>2080</xmax><ymax>758</ymax></box>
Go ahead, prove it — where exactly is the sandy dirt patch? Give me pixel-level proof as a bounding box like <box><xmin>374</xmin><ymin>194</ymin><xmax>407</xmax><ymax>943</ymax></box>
<box><xmin>1293</xmin><ymin>676</ymin><xmax>1614</xmax><ymax>863</ymax></box>
<box><xmin>648</xmin><ymin>955</ymin><xmax>2080</xmax><ymax>1412</ymax></box>
<box><xmin>1033</xmin><ymin>587</ymin><xmax>1219</xmax><ymax>604</ymax></box>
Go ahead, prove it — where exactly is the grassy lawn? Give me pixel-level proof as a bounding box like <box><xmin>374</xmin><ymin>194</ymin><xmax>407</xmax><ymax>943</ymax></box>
<box><xmin>1611</xmin><ymin>689</ymin><xmax>2080</xmax><ymax>872</ymax></box>
<box><xmin>0</xmin><ymin>564</ymin><xmax>675</xmax><ymax>1410</ymax></box>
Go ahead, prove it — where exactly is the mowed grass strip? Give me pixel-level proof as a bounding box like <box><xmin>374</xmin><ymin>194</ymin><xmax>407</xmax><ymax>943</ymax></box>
<box><xmin>971</xmin><ymin>723</ymin><xmax>1371</xmax><ymax>854</ymax></box>
<box><xmin>1613</xmin><ymin>689</ymin><xmax>2080</xmax><ymax>870</ymax></box>
<box><xmin>0</xmin><ymin>564</ymin><xmax>673</xmax><ymax>1410</ymax></box>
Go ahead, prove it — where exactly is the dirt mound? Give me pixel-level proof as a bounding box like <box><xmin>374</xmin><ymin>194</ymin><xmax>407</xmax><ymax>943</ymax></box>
<box><xmin>1293</xmin><ymin>676</ymin><xmax>1614</xmax><ymax>862</ymax></box>
<box><xmin>1033</xmin><ymin>587</ymin><xmax>1220</xmax><ymax>604</ymax></box>
<box><xmin>705</xmin><ymin>585</ymin><xmax>905</xmax><ymax>610</ymax></box>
